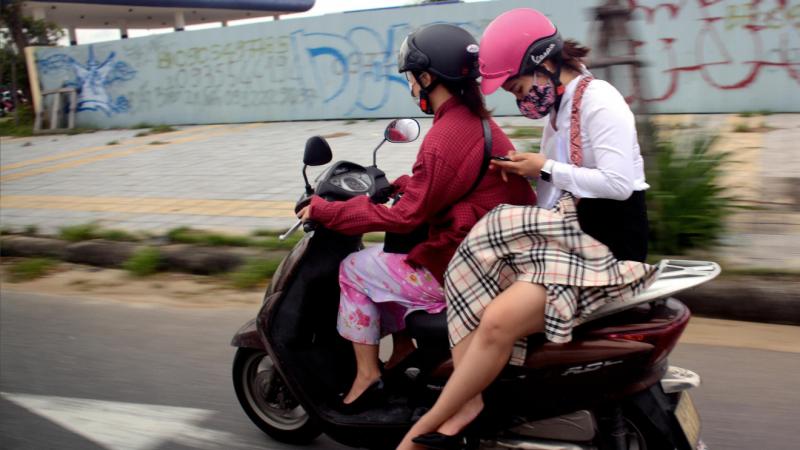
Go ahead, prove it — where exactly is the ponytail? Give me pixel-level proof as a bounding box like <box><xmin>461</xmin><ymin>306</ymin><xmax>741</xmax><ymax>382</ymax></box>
<box><xmin>442</xmin><ymin>78</ymin><xmax>492</xmax><ymax>119</ymax></box>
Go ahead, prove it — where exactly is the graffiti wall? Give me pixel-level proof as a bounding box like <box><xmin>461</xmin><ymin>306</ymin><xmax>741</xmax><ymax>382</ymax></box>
<box><xmin>33</xmin><ymin>0</ymin><xmax>800</xmax><ymax>127</ymax></box>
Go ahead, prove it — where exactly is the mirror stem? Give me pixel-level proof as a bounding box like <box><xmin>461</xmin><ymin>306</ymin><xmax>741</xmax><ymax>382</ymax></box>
<box><xmin>372</xmin><ymin>139</ymin><xmax>387</xmax><ymax>167</ymax></box>
<box><xmin>302</xmin><ymin>165</ymin><xmax>314</xmax><ymax>195</ymax></box>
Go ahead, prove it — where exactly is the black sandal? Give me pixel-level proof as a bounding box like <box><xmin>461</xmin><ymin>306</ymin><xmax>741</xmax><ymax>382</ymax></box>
<box><xmin>412</xmin><ymin>431</ymin><xmax>477</xmax><ymax>450</ymax></box>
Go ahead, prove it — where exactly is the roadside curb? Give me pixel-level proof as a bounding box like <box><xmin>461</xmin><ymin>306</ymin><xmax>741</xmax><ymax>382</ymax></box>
<box><xmin>1</xmin><ymin>235</ymin><xmax>797</xmax><ymax>325</ymax></box>
<box><xmin>0</xmin><ymin>236</ymin><xmax>286</xmax><ymax>275</ymax></box>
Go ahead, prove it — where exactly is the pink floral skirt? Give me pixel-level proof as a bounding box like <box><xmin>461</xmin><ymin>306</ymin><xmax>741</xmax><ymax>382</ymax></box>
<box><xmin>337</xmin><ymin>245</ymin><xmax>445</xmax><ymax>345</ymax></box>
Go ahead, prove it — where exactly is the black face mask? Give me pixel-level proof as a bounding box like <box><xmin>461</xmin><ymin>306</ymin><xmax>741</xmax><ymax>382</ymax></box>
<box><xmin>411</xmin><ymin>73</ymin><xmax>440</xmax><ymax>115</ymax></box>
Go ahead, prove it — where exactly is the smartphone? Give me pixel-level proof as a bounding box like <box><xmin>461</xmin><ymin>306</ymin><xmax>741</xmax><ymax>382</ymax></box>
<box><xmin>490</xmin><ymin>156</ymin><xmax>511</xmax><ymax>162</ymax></box>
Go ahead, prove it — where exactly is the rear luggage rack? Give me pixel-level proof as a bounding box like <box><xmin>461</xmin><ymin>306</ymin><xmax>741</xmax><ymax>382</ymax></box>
<box><xmin>585</xmin><ymin>260</ymin><xmax>720</xmax><ymax>322</ymax></box>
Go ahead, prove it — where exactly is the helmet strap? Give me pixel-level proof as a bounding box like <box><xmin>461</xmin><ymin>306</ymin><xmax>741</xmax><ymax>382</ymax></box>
<box><xmin>547</xmin><ymin>57</ymin><xmax>565</xmax><ymax>131</ymax></box>
<box><xmin>414</xmin><ymin>72</ymin><xmax>440</xmax><ymax>115</ymax></box>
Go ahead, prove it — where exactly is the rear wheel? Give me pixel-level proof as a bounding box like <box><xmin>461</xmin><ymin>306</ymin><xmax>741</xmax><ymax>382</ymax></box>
<box><xmin>232</xmin><ymin>348</ymin><xmax>322</xmax><ymax>444</ymax></box>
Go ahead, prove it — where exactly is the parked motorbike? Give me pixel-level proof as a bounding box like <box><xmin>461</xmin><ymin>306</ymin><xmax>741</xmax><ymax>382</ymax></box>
<box><xmin>231</xmin><ymin>118</ymin><xmax>717</xmax><ymax>450</ymax></box>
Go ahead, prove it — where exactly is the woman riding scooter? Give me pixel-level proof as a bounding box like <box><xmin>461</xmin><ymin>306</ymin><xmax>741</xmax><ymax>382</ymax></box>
<box><xmin>298</xmin><ymin>23</ymin><xmax>535</xmax><ymax>412</ymax></box>
<box><xmin>400</xmin><ymin>8</ymin><xmax>657</xmax><ymax>449</ymax></box>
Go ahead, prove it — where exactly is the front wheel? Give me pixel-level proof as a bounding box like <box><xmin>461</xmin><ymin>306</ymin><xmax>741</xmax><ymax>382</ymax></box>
<box><xmin>232</xmin><ymin>348</ymin><xmax>322</xmax><ymax>444</ymax></box>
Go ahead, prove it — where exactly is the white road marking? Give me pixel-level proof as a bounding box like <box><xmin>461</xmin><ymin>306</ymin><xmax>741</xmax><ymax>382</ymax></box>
<box><xmin>1</xmin><ymin>392</ymin><xmax>252</xmax><ymax>449</ymax></box>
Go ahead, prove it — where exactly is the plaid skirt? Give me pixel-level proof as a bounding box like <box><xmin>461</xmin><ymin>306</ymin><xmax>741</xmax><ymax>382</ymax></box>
<box><xmin>445</xmin><ymin>193</ymin><xmax>659</xmax><ymax>366</ymax></box>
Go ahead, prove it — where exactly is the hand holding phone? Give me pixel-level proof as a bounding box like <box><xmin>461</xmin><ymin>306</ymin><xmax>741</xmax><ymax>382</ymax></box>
<box><xmin>490</xmin><ymin>156</ymin><xmax>511</xmax><ymax>162</ymax></box>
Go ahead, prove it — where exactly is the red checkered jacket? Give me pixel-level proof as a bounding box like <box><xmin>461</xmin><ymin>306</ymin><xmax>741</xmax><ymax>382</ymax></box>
<box><xmin>309</xmin><ymin>98</ymin><xmax>537</xmax><ymax>283</ymax></box>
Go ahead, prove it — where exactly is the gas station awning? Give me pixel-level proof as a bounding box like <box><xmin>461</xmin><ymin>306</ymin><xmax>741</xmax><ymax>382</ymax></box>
<box><xmin>21</xmin><ymin>0</ymin><xmax>315</xmax><ymax>29</ymax></box>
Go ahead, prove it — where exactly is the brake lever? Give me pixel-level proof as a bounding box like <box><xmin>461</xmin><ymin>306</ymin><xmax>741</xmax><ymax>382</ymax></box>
<box><xmin>279</xmin><ymin>220</ymin><xmax>304</xmax><ymax>240</ymax></box>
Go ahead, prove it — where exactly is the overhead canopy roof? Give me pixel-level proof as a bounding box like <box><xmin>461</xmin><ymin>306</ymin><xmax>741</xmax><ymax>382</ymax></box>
<box><xmin>21</xmin><ymin>0</ymin><xmax>315</xmax><ymax>28</ymax></box>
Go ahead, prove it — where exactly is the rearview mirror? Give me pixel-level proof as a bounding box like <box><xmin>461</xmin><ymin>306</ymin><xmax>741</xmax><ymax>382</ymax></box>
<box><xmin>384</xmin><ymin>118</ymin><xmax>420</xmax><ymax>144</ymax></box>
<box><xmin>303</xmin><ymin>136</ymin><xmax>333</xmax><ymax>166</ymax></box>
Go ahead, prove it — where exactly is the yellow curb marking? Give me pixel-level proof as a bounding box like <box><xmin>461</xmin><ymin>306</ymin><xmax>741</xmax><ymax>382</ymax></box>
<box><xmin>0</xmin><ymin>195</ymin><xmax>296</xmax><ymax>218</ymax></box>
<box><xmin>0</xmin><ymin>124</ymin><xmax>262</xmax><ymax>183</ymax></box>
<box><xmin>0</xmin><ymin>125</ymin><xmax>224</xmax><ymax>172</ymax></box>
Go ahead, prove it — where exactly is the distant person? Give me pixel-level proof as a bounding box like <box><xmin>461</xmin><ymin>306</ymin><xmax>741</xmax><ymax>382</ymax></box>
<box><xmin>298</xmin><ymin>23</ymin><xmax>535</xmax><ymax>413</ymax></box>
<box><xmin>399</xmin><ymin>8</ymin><xmax>656</xmax><ymax>449</ymax></box>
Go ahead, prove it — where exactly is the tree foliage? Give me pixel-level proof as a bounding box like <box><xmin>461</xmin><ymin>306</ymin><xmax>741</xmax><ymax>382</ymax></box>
<box><xmin>0</xmin><ymin>0</ymin><xmax>64</xmax><ymax>100</ymax></box>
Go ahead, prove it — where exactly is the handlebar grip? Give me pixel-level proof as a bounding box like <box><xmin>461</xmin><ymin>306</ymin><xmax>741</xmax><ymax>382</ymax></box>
<box><xmin>303</xmin><ymin>221</ymin><xmax>317</xmax><ymax>233</ymax></box>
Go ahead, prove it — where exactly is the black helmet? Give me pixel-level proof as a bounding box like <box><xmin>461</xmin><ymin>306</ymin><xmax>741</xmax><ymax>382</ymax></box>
<box><xmin>398</xmin><ymin>23</ymin><xmax>480</xmax><ymax>81</ymax></box>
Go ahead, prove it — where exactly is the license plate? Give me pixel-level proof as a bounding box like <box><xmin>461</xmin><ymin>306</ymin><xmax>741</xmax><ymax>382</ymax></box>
<box><xmin>675</xmin><ymin>391</ymin><xmax>701</xmax><ymax>447</ymax></box>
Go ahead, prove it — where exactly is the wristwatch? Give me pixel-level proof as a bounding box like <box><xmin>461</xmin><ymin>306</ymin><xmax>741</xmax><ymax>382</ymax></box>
<box><xmin>540</xmin><ymin>160</ymin><xmax>555</xmax><ymax>183</ymax></box>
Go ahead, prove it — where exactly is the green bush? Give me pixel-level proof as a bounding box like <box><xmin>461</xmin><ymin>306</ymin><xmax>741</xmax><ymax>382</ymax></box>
<box><xmin>59</xmin><ymin>223</ymin><xmax>140</xmax><ymax>242</ymax></box>
<box><xmin>0</xmin><ymin>105</ymin><xmax>35</xmax><ymax>137</ymax></box>
<box><xmin>59</xmin><ymin>223</ymin><xmax>100</xmax><ymax>242</ymax></box>
<box><xmin>508</xmin><ymin>127</ymin><xmax>544</xmax><ymax>139</ymax></box>
<box><xmin>122</xmin><ymin>247</ymin><xmax>162</xmax><ymax>276</ymax></box>
<box><xmin>646</xmin><ymin>137</ymin><xmax>739</xmax><ymax>255</ymax></box>
<box><xmin>229</xmin><ymin>258</ymin><xmax>282</xmax><ymax>289</ymax></box>
<box><xmin>7</xmin><ymin>258</ymin><xmax>58</xmax><ymax>282</ymax></box>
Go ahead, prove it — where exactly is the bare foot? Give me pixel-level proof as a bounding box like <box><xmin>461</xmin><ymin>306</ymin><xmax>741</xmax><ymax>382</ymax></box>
<box><xmin>437</xmin><ymin>395</ymin><xmax>483</xmax><ymax>436</ymax></box>
<box><xmin>343</xmin><ymin>371</ymin><xmax>381</xmax><ymax>404</ymax></box>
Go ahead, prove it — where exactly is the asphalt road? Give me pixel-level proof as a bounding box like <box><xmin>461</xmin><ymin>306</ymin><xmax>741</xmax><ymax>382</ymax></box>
<box><xmin>1</xmin><ymin>290</ymin><xmax>798</xmax><ymax>449</ymax></box>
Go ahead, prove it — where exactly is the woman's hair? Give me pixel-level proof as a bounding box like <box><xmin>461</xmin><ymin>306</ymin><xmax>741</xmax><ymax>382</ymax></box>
<box><xmin>557</xmin><ymin>39</ymin><xmax>591</xmax><ymax>73</ymax></box>
<box><xmin>442</xmin><ymin>78</ymin><xmax>492</xmax><ymax>119</ymax></box>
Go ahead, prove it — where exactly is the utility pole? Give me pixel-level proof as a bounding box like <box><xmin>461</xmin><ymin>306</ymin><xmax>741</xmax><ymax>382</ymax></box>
<box><xmin>586</xmin><ymin>0</ymin><xmax>655</xmax><ymax>167</ymax></box>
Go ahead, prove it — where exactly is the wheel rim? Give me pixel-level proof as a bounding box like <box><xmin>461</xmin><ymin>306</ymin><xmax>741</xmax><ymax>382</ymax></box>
<box><xmin>241</xmin><ymin>352</ymin><xmax>310</xmax><ymax>430</ymax></box>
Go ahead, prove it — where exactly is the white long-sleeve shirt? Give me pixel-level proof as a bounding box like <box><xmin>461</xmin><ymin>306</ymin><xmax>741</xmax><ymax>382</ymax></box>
<box><xmin>536</xmin><ymin>74</ymin><xmax>649</xmax><ymax>209</ymax></box>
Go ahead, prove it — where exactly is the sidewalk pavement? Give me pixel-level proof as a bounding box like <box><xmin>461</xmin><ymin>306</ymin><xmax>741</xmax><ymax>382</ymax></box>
<box><xmin>1</xmin><ymin>114</ymin><xmax>798</xmax><ymax>271</ymax></box>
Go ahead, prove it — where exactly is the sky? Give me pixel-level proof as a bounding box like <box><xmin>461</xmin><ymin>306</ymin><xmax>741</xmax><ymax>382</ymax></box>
<box><xmin>71</xmin><ymin>0</ymin><xmax>470</xmax><ymax>45</ymax></box>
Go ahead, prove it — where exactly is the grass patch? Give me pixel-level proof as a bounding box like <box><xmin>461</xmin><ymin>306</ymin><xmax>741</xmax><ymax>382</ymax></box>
<box><xmin>363</xmin><ymin>232</ymin><xmax>385</xmax><ymax>243</ymax></box>
<box><xmin>344</xmin><ymin>119</ymin><xmax>357</xmax><ymax>125</ymax></box>
<box><xmin>525</xmin><ymin>141</ymin><xmax>541</xmax><ymax>153</ymax></box>
<box><xmin>122</xmin><ymin>247</ymin><xmax>162</xmax><ymax>276</ymax></box>
<box><xmin>228</xmin><ymin>258</ymin><xmax>282</xmax><ymax>289</ymax></box>
<box><xmin>733</xmin><ymin>123</ymin><xmax>753</xmax><ymax>133</ymax></box>
<box><xmin>167</xmin><ymin>227</ymin><xmax>252</xmax><ymax>246</ymax></box>
<box><xmin>59</xmin><ymin>223</ymin><xmax>100</xmax><ymax>242</ymax></box>
<box><xmin>0</xmin><ymin>106</ymin><xmax>35</xmax><ymax>137</ymax></box>
<box><xmin>132</xmin><ymin>122</ymin><xmax>154</xmax><ymax>129</ymax></box>
<box><xmin>96</xmin><ymin>229</ymin><xmax>140</xmax><ymax>241</ymax></box>
<box><xmin>7</xmin><ymin>258</ymin><xmax>58</xmax><ymax>282</ymax></box>
<box><xmin>24</xmin><ymin>225</ymin><xmax>39</xmax><ymax>235</ymax></box>
<box><xmin>106</xmin><ymin>140</ymin><xmax>120</xmax><ymax>145</ymax></box>
<box><xmin>135</xmin><ymin>125</ymin><xmax>176</xmax><ymax>137</ymax></box>
<box><xmin>508</xmin><ymin>127</ymin><xmax>544</xmax><ymax>139</ymax></box>
<box><xmin>65</xmin><ymin>128</ymin><xmax>97</xmax><ymax>135</ymax></box>
<box><xmin>169</xmin><ymin>227</ymin><xmax>301</xmax><ymax>250</ymax></box>
<box><xmin>0</xmin><ymin>227</ymin><xmax>14</xmax><ymax>235</ymax></box>
<box><xmin>738</xmin><ymin>110</ymin><xmax>772</xmax><ymax>118</ymax></box>
<box><xmin>59</xmin><ymin>223</ymin><xmax>141</xmax><ymax>242</ymax></box>
<box><xmin>149</xmin><ymin>125</ymin><xmax>176</xmax><ymax>134</ymax></box>
<box><xmin>148</xmin><ymin>140</ymin><xmax>168</xmax><ymax>145</ymax></box>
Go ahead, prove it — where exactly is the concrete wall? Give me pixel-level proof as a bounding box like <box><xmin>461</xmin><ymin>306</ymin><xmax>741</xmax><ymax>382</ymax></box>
<box><xmin>33</xmin><ymin>0</ymin><xmax>800</xmax><ymax>127</ymax></box>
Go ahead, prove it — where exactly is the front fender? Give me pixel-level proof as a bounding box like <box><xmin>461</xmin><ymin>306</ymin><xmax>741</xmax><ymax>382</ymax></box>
<box><xmin>230</xmin><ymin>318</ymin><xmax>265</xmax><ymax>350</ymax></box>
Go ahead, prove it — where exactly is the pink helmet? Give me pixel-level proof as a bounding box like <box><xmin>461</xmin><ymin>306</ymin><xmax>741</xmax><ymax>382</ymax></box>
<box><xmin>479</xmin><ymin>8</ymin><xmax>563</xmax><ymax>95</ymax></box>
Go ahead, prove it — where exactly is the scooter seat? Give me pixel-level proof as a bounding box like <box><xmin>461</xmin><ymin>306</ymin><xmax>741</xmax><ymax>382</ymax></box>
<box><xmin>405</xmin><ymin>310</ymin><xmax>448</xmax><ymax>347</ymax></box>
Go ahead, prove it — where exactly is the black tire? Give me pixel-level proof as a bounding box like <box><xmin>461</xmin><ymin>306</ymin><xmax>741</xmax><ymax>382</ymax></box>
<box><xmin>232</xmin><ymin>348</ymin><xmax>322</xmax><ymax>444</ymax></box>
<box><xmin>620</xmin><ymin>412</ymin><xmax>677</xmax><ymax>450</ymax></box>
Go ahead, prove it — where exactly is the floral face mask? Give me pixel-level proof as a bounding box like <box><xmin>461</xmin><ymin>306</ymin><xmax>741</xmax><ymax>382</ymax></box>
<box><xmin>516</xmin><ymin>73</ymin><xmax>557</xmax><ymax>120</ymax></box>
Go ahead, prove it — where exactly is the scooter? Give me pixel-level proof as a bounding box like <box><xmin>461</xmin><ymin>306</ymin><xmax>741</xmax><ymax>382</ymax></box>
<box><xmin>231</xmin><ymin>118</ymin><xmax>717</xmax><ymax>450</ymax></box>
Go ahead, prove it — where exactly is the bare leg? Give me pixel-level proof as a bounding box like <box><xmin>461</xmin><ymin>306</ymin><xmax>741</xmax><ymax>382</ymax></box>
<box><xmin>397</xmin><ymin>282</ymin><xmax>547</xmax><ymax>450</ymax></box>
<box><xmin>343</xmin><ymin>342</ymin><xmax>382</xmax><ymax>404</ymax></box>
<box><xmin>436</xmin><ymin>333</ymin><xmax>481</xmax><ymax>436</ymax></box>
<box><xmin>386</xmin><ymin>330</ymin><xmax>416</xmax><ymax>370</ymax></box>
